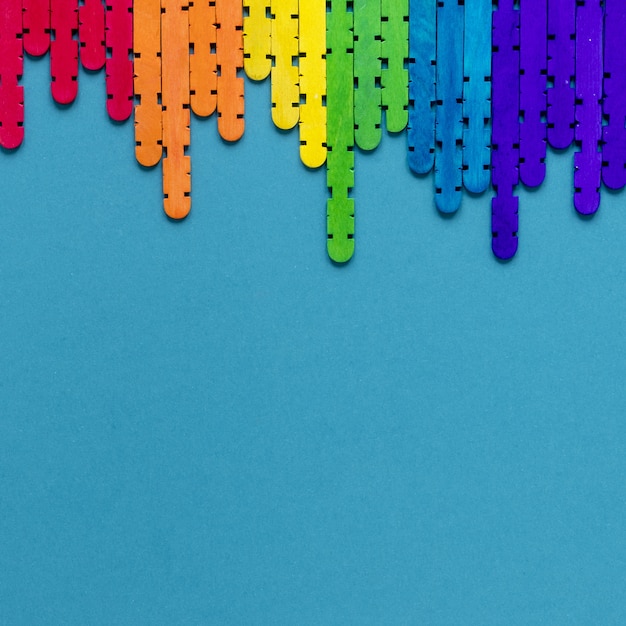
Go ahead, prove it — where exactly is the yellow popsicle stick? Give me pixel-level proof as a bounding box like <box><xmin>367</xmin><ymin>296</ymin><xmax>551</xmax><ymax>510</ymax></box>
<box><xmin>298</xmin><ymin>0</ymin><xmax>326</xmax><ymax>168</ymax></box>
<box><xmin>161</xmin><ymin>0</ymin><xmax>191</xmax><ymax>219</ymax></box>
<box><xmin>133</xmin><ymin>0</ymin><xmax>162</xmax><ymax>167</ymax></box>
<box><xmin>189</xmin><ymin>0</ymin><xmax>217</xmax><ymax>117</ymax></box>
<box><xmin>270</xmin><ymin>0</ymin><xmax>299</xmax><ymax>130</ymax></box>
<box><xmin>243</xmin><ymin>0</ymin><xmax>272</xmax><ymax>80</ymax></box>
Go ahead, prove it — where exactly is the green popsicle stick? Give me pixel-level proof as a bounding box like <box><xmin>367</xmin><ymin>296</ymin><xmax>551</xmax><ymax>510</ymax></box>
<box><xmin>381</xmin><ymin>0</ymin><xmax>409</xmax><ymax>132</ymax></box>
<box><xmin>326</xmin><ymin>0</ymin><xmax>355</xmax><ymax>263</ymax></box>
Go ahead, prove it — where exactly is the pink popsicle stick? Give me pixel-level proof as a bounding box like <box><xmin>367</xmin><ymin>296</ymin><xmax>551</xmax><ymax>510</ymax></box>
<box><xmin>51</xmin><ymin>0</ymin><xmax>79</xmax><ymax>104</ymax></box>
<box><xmin>79</xmin><ymin>0</ymin><xmax>106</xmax><ymax>71</ymax></box>
<box><xmin>23</xmin><ymin>0</ymin><xmax>51</xmax><ymax>57</ymax></box>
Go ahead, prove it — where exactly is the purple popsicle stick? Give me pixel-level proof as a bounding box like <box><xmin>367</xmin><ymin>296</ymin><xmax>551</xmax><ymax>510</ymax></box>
<box><xmin>546</xmin><ymin>0</ymin><xmax>575</xmax><ymax>150</ymax></box>
<box><xmin>602</xmin><ymin>0</ymin><xmax>626</xmax><ymax>190</ymax></box>
<box><xmin>491</xmin><ymin>0</ymin><xmax>520</xmax><ymax>260</ymax></box>
<box><xmin>519</xmin><ymin>0</ymin><xmax>547</xmax><ymax>187</ymax></box>
<box><xmin>574</xmin><ymin>0</ymin><xmax>603</xmax><ymax>215</ymax></box>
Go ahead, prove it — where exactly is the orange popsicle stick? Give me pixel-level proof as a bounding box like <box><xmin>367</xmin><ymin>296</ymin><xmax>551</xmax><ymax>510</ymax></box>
<box><xmin>216</xmin><ymin>0</ymin><xmax>245</xmax><ymax>141</ymax></box>
<box><xmin>189</xmin><ymin>0</ymin><xmax>217</xmax><ymax>117</ymax></box>
<box><xmin>161</xmin><ymin>0</ymin><xmax>191</xmax><ymax>219</ymax></box>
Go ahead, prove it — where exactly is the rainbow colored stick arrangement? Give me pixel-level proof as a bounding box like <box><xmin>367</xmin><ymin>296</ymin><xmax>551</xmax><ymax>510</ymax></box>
<box><xmin>0</xmin><ymin>1</ymin><xmax>614</xmax><ymax>262</ymax></box>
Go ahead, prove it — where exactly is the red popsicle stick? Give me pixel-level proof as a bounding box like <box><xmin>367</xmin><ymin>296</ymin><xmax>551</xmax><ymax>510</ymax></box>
<box><xmin>105</xmin><ymin>0</ymin><xmax>133</xmax><ymax>121</ymax></box>
<box><xmin>0</xmin><ymin>0</ymin><xmax>25</xmax><ymax>149</ymax></box>
<box><xmin>23</xmin><ymin>0</ymin><xmax>51</xmax><ymax>57</ymax></box>
<box><xmin>51</xmin><ymin>0</ymin><xmax>79</xmax><ymax>104</ymax></box>
<box><xmin>79</xmin><ymin>0</ymin><xmax>106</xmax><ymax>71</ymax></box>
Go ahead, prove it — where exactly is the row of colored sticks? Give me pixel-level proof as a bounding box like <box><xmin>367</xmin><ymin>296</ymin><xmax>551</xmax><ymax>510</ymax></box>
<box><xmin>0</xmin><ymin>1</ymin><xmax>617</xmax><ymax>262</ymax></box>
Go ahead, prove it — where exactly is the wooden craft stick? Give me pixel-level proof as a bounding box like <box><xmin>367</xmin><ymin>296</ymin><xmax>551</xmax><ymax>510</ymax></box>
<box><xmin>216</xmin><ymin>0</ymin><xmax>245</xmax><ymax>142</ymax></box>
<box><xmin>161</xmin><ymin>0</ymin><xmax>191</xmax><ymax>219</ymax></box>
<box><xmin>326</xmin><ymin>0</ymin><xmax>355</xmax><ymax>262</ymax></box>
<box><xmin>601</xmin><ymin>0</ymin><xmax>626</xmax><ymax>190</ymax></box>
<box><xmin>0</xmin><ymin>0</ymin><xmax>24</xmax><ymax>149</ymax></box>
<box><xmin>50</xmin><ymin>0</ymin><xmax>79</xmax><ymax>105</ymax></box>
<box><xmin>79</xmin><ymin>0</ymin><xmax>106</xmax><ymax>71</ymax></box>
<box><xmin>105</xmin><ymin>0</ymin><xmax>134</xmax><ymax>121</ymax></box>
<box><xmin>354</xmin><ymin>0</ymin><xmax>382</xmax><ymax>150</ymax></box>
<box><xmin>270</xmin><ymin>0</ymin><xmax>299</xmax><ymax>130</ymax></box>
<box><xmin>519</xmin><ymin>0</ymin><xmax>547</xmax><ymax>187</ymax></box>
<box><xmin>189</xmin><ymin>0</ymin><xmax>217</xmax><ymax>117</ymax></box>
<box><xmin>462</xmin><ymin>0</ymin><xmax>491</xmax><ymax>194</ymax></box>
<box><xmin>243</xmin><ymin>0</ymin><xmax>272</xmax><ymax>81</ymax></box>
<box><xmin>23</xmin><ymin>0</ymin><xmax>51</xmax><ymax>57</ymax></box>
<box><xmin>407</xmin><ymin>0</ymin><xmax>436</xmax><ymax>174</ymax></box>
<box><xmin>133</xmin><ymin>0</ymin><xmax>162</xmax><ymax>167</ymax></box>
<box><xmin>434</xmin><ymin>0</ymin><xmax>463</xmax><ymax>213</ymax></box>
<box><xmin>380</xmin><ymin>0</ymin><xmax>409</xmax><ymax>133</ymax></box>
<box><xmin>546</xmin><ymin>0</ymin><xmax>575</xmax><ymax>149</ymax></box>
<box><xmin>574</xmin><ymin>0</ymin><xmax>603</xmax><ymax>215</ymax></box>
<box><xmin>491</xmin><ymin>0</ymin><xmax>520</xmax><ymax>259</ymax></box>
<box><xmin>298</xmin><ymin>0</ymin><xmax>327</xmax><ymax>168</ymax></box>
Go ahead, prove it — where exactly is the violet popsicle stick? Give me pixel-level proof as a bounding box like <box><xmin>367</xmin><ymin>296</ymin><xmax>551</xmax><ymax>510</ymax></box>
<box><xmin>463</xmin><ymin>0</ymin><xmax>491</xmax><ymax>194</ymax></box>
<box><xmin>407</xmin><ymin>0</ymin><xmax>436</xmax><ymax>175</ymax></box>
<box><xmin>491</xmin><ymin>0</ymin><xmax>520</xmax><ymax>260</ymax></box>
<box><xmin>434</xmin><ymin>0</ymin><xmax>463</xmax><ymax>213</ymax></box>
<box><xmin>574</xmin><ymin>0</ymin><xmax>603</xmax><ymax>215</ymax></box>
<box><xmin>601</xmin><ymin>0</ymin><xmax>626</xmax><ymax>190</ymax></box>
<box><xmin>546</xmin><ymin>0</ymin><xmax>575</xmax><ymax>149</ymax></box>
<box><xmin>519</xmin><ymin>0</ymin><xmax>547</xmax><ymax>187</ymax></box>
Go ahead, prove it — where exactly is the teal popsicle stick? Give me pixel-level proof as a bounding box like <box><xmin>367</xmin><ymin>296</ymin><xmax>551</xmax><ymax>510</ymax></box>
<box><xmin>407</xmin><ymin>0</ymin><xmax>436</xmax><ymax>174</ymax></box>
<box><xmin>326</xmin><ymin>0</ymin><xmax>355</xmax><ymax>263</ymax></box>
<box><xmin>435</xmin><ymin>0</ymin><xmax>464</xmax><ymax>213</ymax></box>
<box><xmin>381</xmin><ymin>0</ymin><xmax>409</xmax><ymax>133</ymax></box>
<box><xmin>462</xmin><ymin>0</ymin><xmax>491</xmax><ymax>193</ymax></box>
<box><xmin>354</xmin><ymin>0</ymin><xmax>382</xmax><ymax>150</ymax></box>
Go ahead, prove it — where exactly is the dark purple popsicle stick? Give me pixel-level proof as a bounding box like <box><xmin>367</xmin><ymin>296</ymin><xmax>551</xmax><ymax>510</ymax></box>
<box><xmin>574</xmin><ymin>0</ymin><xmax>603</xmax><ymax>215</ymax></box>
<box><xmin>546</xmin><ymin>0</ymin><xmax>575</xmax><ymax>150</ymax></box>
<box><xmin>520</xmin><ymin>0</ymin><xmax>547</xmax><ymax>187</ymax></box>
<box><xmin>491</xmin><ymin>0</ymin><xmax>520</xmax><ymax>260</ymax></box>
<box><xmin>602</xmin><ymin>0</ymin><xmax>626</xmax><ymax>190</ymax></box>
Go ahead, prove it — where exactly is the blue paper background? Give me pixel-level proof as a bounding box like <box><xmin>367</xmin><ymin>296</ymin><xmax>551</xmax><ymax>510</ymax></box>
<box><xmin>1</xmin><ymin>56</ymin><xmax>626</xmax><ymax>624</ymax></box>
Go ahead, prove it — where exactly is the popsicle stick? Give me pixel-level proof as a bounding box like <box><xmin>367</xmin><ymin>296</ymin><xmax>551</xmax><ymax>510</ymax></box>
<box><xmin>462</xmin><ymin>0</ymin><xmax>491</xmax><ymax>193</ymax></box>
<box><xmin>546</xmin><ymin>0</ymin><xmax>575</xmax><ymax>149</ymax></box>
<box><xmin>574</xmin><ymin>0</ymin><xmax>602</xmax><ymax>215</ymax></box>
<box><xmin>79</xmin><ymin>0</ymin><xmax>106</xmax><ymax>71</ymax></box>
<box><xmin>270</xmin><ymin>1</ymin><xmax>299</xmax><ymax>130</ymax></box>
<box><xmin>601</xmin><ymin>0</ymin><xmax>626</xmax><ymax>190</ymax></box>
<box><xmin>23</xmin><ymin>0</ymin><xmax>51</xmax><ymax>57</ymax></box>
<box><xmin>216</xmin><ymin>0</ymin><xmax>245</xmax><ymax>142</ymax></box>
<box><xmin>161</xmin><ymin>0</ymin><xmax>191</xmax><ymax>219</ymax></box>
<box><xmin>0</xmin><ymin>0</ymin><xmax>24</xmax><ymax>149</ymax></box>
<box><xmin>243</xmin><ymin>0</ymin><xmax>272</xmax><ymax>81</ymax></box>
<box><xmin>326</xmin><ymin>0</ymin><xmax>355</xmax><ymax>263</ymax></box>
<box><xmin>133</xmin><ymin>0</ymin><xmax>162</xmax><ymax>167</ymax></box>
<box><xmin>491</xmin><ymin>0</ymin><xmax>520</xmax><ymax>259</ymax></box>
<box><xmin>189</xmin><ymin>0</ymin><xmax>217</xmax><ymax>117</ymax></box>
<box><xmin>105</xmin><ymin>0</ymin><xmax>133</xmax><ymax>121</ymax></box>
<box><xmin>50</xmin><ymin>0</ymin><xmax>79</xmax><ymax>105</ymax></box>
<box><xmin>380</xmin><ymin>0</ymin><xmax>408</xmax><ymax>133</ymax></box>
<box><xmin>353</xmin><ymin>0</ymin><xmax>382</xmax><ymax>151</ymax></box>
<box><xmin>434</xmin><ymin>0</ymin><xmax>463</xmax><ymax>213</ymax></box>
<box><xmin>298</xmin><ymin>0</ymin><xmax>327</xmax><ymax>168</ymax></box>
<box><xmin>519</xmin><ymin>0</ymin><xmax>547</xmax><ymax>187</ymax></box>
<box><xmin>407</xmin><ymin>0</ymin><xmax>435</xmax><ymax>174</ymax></box>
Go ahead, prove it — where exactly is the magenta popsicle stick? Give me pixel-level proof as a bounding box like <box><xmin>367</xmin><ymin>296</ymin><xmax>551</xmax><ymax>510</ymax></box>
<box><xmin>574</xmin><ymin>0</ymin><xmax>603</xmax><ymax>215</ymax></box>
<box><xmin>602</xmin><ymin>0</ymin><xmax>626</xmax><ymax>190</ymax></box>
<box><xmin>546</xmin><ymin>0</ymin><xmax>575</xmax><ymax>149</ymax></box>
<box><xmin>519</xmin><ymin>0</ymin><xmax>547</xmax><ymax>187</ymax></box>
<box><xmin>491</xmin><ymin>0</ymin><xmax>520</xmax><ymax>259</ymax></box>
<box><xmin>0</xmin><ymin>0</ymin><xmax>24</xmax><ymax>149</ymax></box>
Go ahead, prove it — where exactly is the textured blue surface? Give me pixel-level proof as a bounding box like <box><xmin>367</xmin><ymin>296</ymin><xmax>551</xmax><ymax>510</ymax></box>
<box><xmin>2</xmin><ymin>56</ymin><xmax>626</xmax><ymax>624</ymax></box>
